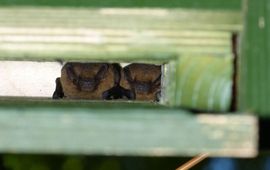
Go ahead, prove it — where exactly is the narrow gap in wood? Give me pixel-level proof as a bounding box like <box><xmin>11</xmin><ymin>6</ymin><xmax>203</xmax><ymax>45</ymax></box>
<box><xmin>259</xmin><ymin>118</ymin><xmax>270</xmax><ymax>151</ymax></box>
<box><xmin>230</xmin><ymin>32</ymin><xmax>239</xmax><ymax>112</ymax></box>
<box><xmin>0</xmin><ymin>60</ymin><xmax>167</xmax><ymax>104</ymax></box>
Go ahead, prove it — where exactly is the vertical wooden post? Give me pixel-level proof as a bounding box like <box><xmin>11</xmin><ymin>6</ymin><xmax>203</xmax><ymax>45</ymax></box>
<box><xmin>239</xmin><ymin>0</ymin><xmax>270</xmax><ymax>116</ymax></box>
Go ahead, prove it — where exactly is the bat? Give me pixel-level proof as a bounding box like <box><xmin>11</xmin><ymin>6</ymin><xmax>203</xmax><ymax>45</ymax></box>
<box><xmin>120</xmin><ymin>63</ymin><xmax>161</xmax><ymax>101</ymax></box>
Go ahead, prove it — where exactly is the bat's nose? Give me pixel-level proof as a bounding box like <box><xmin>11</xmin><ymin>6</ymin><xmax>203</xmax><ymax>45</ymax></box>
<box><xmin>79</xmin><ymin>79</ymin><xmax>96</xmax><ymax>92</ymax></box>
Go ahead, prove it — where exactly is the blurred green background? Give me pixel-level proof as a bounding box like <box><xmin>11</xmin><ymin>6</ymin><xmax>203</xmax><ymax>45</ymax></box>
<box><xmin>1</xmin><ymin>154</ymin><xmax>270</xmax><ymax>170</ymax></box>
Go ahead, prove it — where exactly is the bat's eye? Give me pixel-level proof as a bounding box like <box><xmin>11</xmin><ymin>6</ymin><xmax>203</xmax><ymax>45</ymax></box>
<box><xmin>56</xmin><ymin>62</ymin><xmax>117</xmax><ymax>100</ymax></box>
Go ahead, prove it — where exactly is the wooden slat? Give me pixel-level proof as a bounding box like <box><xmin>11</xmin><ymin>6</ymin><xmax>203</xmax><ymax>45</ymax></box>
<box><xmin>0</xmin><ymin>8</ymin><xmax>241</xmax><ymax>31</ymax></box>
<box><xmin>0</xmin><ymin>7</ymin><xmax>241</xmax><ymax>62</ymax></box>
<box><xmin>0</xmin><ymin>99</ymin><xmax>257</xmax><ymax>157</ymax></box>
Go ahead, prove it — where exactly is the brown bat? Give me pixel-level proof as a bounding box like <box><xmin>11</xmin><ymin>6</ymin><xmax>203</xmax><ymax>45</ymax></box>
<box><xmin>53</xmin><ymin>62</ymin><xmax>133</xmax><ymax>100</ymax></box>
<box><xmin>120</xmin><ymin>63</ymin><xmax>161</xmax><ymax>101</ymax></box>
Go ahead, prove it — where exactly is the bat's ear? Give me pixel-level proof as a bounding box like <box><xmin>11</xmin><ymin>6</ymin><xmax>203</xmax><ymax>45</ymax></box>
<box><xmin>95</xmin><ymin>64</ymin><xmax>109</xmax><ymax>81</ymax></box>
<box><xmin>65</xmin><ymin>63</ymin><xmax>78</xmax><ymax>84</ymax></box>
<box><xmin>123</xmin><ymin>67</ymin><xmax>133</xmax><ymax>83</ymax></box>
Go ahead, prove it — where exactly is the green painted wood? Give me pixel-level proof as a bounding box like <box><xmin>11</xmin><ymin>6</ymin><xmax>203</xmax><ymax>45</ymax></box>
<box><xmin>239</xmin><ymin>0</ymin><xmax>270</xmax><ymax>116</ymax></box>
<box><xmin>162</xmin><ymin>60</ymin><xmax>178</xmax><ymax>106</ymax></box>
<box><xmin>0</xmin><ymin>7</ymin><xmax>241</xmax><ymax>62</ymax></box>
<box><xmin>0</xmin><ymin>0</ymin><xmax>242</xmax><ymax>10</ymax></box>
<box><xmin>0</xmin><ymin>99</ymin><xmax>257</xmax><ymax>157</ymax></box>
<box><xmin>175</xmin><ymin>55</ymin><xmax>233</xmax><ymax>111</ymax></box>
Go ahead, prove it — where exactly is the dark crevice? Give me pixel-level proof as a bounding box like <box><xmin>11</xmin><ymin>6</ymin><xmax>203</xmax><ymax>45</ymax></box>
<box><xmin>259</xmin><ymin>118</ymin><xmax>270</xmax><ymax>151</ymax></box>
<box><xmin>230</xmin><ymin>33</ymin><xmax>239</xmax><ymax>112</ymax></box>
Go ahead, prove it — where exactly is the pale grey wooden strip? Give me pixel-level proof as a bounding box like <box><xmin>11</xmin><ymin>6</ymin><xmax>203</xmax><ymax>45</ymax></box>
<box><xmin>0</xmin><ymin>102</ymin><xmax>257</xmax><ymax>157</ymax></box>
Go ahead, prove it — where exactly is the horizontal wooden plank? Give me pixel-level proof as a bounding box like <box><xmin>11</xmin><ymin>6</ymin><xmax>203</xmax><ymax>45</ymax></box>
<box><xmin>0</xmin><ymin>7</ymin><xmax>240</xmax><ymax>61</ymax></box>
<box><xmin>0</xmin><ymin>0</ymin><xmax>242</xmax><ymax>10</ymax></box>
<box><xmin>0</xmin><ymin>43</ymin><xmax>230</xmax><ymax>62</ymax></box>
<box><xmin>0</xmin><ymin>8</ymin><xmax>242</xmax><ymax>31</ymax></box>
<box><xmin>0</xmin><ymin>99</ymin><xmax>257</xmax><ymax>157</ymax></box>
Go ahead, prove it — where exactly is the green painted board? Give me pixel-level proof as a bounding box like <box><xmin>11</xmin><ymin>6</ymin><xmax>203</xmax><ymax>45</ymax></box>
<box><xmin>0</xmin><ymin>99</ymin><xmax>257</xmax><ymax>157</ymax></box>
<box><xmin>175</xmin><ymin>55</ymin><xmax>233</xmax><ymax>111</ymax></box>
<box><xmin>0</xmin><ymin>0</ymin><xmax>242</xmax><ymax>10</ymax></box>
<box><xmin>0</xmin><ymin>7</ymin><xmax>241</xmax><ymax>62</ymax></box>
<box><xmin>239</xmin><ymin>0</ymin><xmax>270</xmax><ymax>116</ymax></box>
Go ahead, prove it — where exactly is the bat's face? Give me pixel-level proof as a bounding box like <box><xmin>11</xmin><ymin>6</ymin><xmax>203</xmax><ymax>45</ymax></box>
<box><xmin>120</xmin><ymin>63</ymin><xmax>161</xmax><ymax>101</ymax></box>
<box><xmin>64</xmin><ymin>63</ymin><xmax>108</xmax><ymax>92</ymax></box>
<box><xmin>58</xmin><ymin>63</ymin><xmax>119</xmax><ymax>100</ymax></box>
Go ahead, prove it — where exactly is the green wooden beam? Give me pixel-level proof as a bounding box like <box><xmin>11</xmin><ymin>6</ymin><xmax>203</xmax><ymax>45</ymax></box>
<box><xmin>0</xmin><ymin>99</ymin><xmax>257</xmax><ymax>157</ymax></box>
<box><xmin>0</xmin><ymin>7</ymin><xmax>241</xmax><ymax>62</ymax></box>
<box><xmin>239</xmin><ymin>0</ymin><xmax>270</xmax><ymax>116</ymax></box>
<box><xmin>0</xmin><ymin>0</ymin><xmax>242</xmax><ymax>10</ymax></box>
